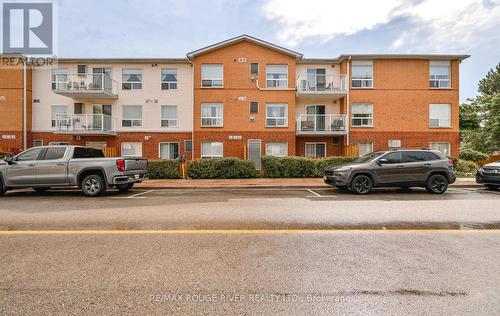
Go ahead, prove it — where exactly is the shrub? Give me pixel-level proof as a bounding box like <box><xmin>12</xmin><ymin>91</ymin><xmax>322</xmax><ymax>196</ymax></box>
<box><xmin>147</xmin><ymin>160</ymin><xmax>181</xmax><ymax>179</ymax></box>
<box><xmin>455</xmin><ymin>159</ymin><xmax>478</xmax><ymax>177</ymax></box>
<box><xmin>188</xmin><ymin>158</ymin><xmax>257</xmax><ymax>179</ymax></box>
<box><xmin>459</xmin><ymin>148</ymin><xmax>488</xmax><ymax>163</ymax></box>
<box><xmin>262</xmin><ymin>156</ymin><xmax>356</xmax><ymax>178</ymax></box>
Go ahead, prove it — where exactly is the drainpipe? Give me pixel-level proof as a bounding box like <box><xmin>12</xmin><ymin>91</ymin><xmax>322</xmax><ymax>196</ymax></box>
<box><xmin>23</xmin><ymin>61</ymin><xmax>27</xmax><ymax>150</ymax></box>
<box><xmin>187</xmin><ymin>59</ymin><xmax>195</xmax><ymax>160</ymax></box>
<box><xmin>346</xmin><ymin>56</ymin><xmax>351</xmax><ymax>148</ymax></box>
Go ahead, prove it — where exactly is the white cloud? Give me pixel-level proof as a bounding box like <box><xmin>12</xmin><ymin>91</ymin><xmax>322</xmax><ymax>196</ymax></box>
<box><xmin>262</xmin><ymin>0</ymin><xmax>500</xmax><ymax>51</ymax></box>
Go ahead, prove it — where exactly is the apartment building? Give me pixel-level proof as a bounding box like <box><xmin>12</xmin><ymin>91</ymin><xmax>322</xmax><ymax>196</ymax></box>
<box><xmin>0</xmin><ymin>35</ymin><xmax>468</xmax><ymax>163</ymax></box>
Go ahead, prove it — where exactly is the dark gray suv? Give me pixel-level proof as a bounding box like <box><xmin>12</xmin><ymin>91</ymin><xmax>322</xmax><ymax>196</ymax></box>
<box><xmin>324</xmin><ymin>149</ymin><xmax>456</xmax><ymax>194</ymax></box>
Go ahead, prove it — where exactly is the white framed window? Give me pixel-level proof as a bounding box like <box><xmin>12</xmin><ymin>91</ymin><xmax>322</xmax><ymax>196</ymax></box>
<box><xmin>161</xmin><ymin>105</ymin><xmax>178</xmax><ymax>128</ymax></box>
<box><xmin>265</xmin><ymin>142</ymin><xmax>288</xmax><ymax>157</ymax></box>
<box><xmin>430</xmin><ymin>142</ymin><xmax>451</xmax><ymax>156</ymax></box>
<box><xmin>33</xmin><ymin>140</ymin><xmax>43</xmax><ymax>147</ymax></box>
<box><xmin>161</xmin><ymin>68</ymin><xmax>177</xmax><ymax>90</ymax></box>
<box><xmin>351</xmin><ymin>103</ymin><xmax>373</xmax><ymax>127</ymax></box>
<box><xmin>121</xmin><ymin>142</ymin><xmax>142</xmax><ymax>157</ymax></box>
<box><xmin>201</xmin><ymin>142</ymin><xmax>223</xmax><ymax>158</ymax></box>
<box><xmin>201</xmin><ymin>64</ymin><xmax>223</xmax><ymax>88</ymax></box>
<box><xmin>201</xmin><ymin>103</ymin><xmax>223</xmax><ymax>127</ymax></box>
<box><xmin>122</xmin><ymin>105</ymin><xmax>143</xmax><ymax>127</ymax></box>
<box><xmin>355</xmin><ymin>142</ymin><xmax>373</xmax><ymax>156</ymax></box>
<box><xmin>51</xmin><ymin>68</ymin><xmax>68</xmax><ymax>90</ymax></box>
<box><xmin>51</xmin><ymin>105</ymin><xmax>68</xmax><ymax>128</ymax></box>
<box><xmin>429</xmin><ymin>104</ymin><xmax>451</xmax><ymax>127</ymax></box>
<box><xmin>305</xmin><ymin>143</ymin><xmax>326</xmax><ymax>158</ymax></box>
<box><xmin>266</xmin><ymin>103</ymin><xmax>288</xmax><ymax>127</ymax></box>
<box><xmin>122</xmin><ymin>68</ymin><xmax>143</xmax><ymax>90</ymax></box>
<box><xmin>266</xmin><ymin>65</ymin><xmax>288</xmax><ymax>88</ymax></box>
<box><xmin>352</xmin><ymin>60</ymin><xmax>373</xmax><ymax>88</ymax></box>
<box><xmin>430</xmin><ymin>61</ymin><xmax>450</xmax><ymax>88</ymax></box>
<box><xmin>159</xmin><ymin>142</ymin><xmax>179</xmax><ymax>160</ymax></box>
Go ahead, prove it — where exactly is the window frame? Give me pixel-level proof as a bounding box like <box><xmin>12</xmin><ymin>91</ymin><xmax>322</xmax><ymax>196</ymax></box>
<box><xmin>184</xmin><ymin>140</ymin><xmax>193</xmax><ymax>152</ymax></box>
<box><xmin>265</xmin><ymin>103</ymin><xmax>288</xmax><ymax>128</ymax></box>
<box><xmin>161</xmin><ymin>105</ymin><xmax>178</xmax><ymax>128</ymax></box>
<box><xmin>351</xmin><ymin>103</ymin><xmax>374</xmax><ymax>127</ymax></box>
<box><xmin>201</xmin><ymin>64</ymin><xmax>224</xmax><ymax>88</ymax></box>
<box><xmin>121</xmin><ymin>105</ymin><xmax>143</xmax><ymax>128</ymax></box>
<box><xmin>33</xmin><ymin>140</ymin><xmax>43</xmax><ymax>147</ymax></box>
<box><xmin>250</xmin><ymin>63</ymin><xmax>259</xmax><ymax>76</ymax></box>
<box><xmin>305</xmin><ymin>142</ymin><xmax>327</xmax><ymax>158</ymax></box>
<box><xmin>121</xmin><ymin>142</ymin><xmax>143</xmax><ymax>157</ymax></box>
<box><xmin>250</xmin><ymin>101</ymin><xmax>259</xmax><ymax>114</ymax></box>
<box><xmin>430</xmin><ymin>142</ymin><xmax>451</xmax><ymax>156</ymax></box>
<box><xmin>158</xmin><ymin>142</ymin><xmax>180</xmax><ymax>160</ymax></box>
<box><xmin>51</xmin><ymin>68</ymin><xmax>68</xmax><ymax>90</ymax></box>
<box><xmin>429</xmin><ymin>60</ymin><xmax>451</xmax><ymax>89</ymax></box>
<box><xmin>201</xmin><ymin>103</ymin><xmax>224</xmax><ymax>127</ymax></box>
<box><xmin>121</xmin><ymin>68</ymin><xmax>143</xmax><ymax>90</ymax></box>
<box><xmin>201</xmin><ymin>141</ymin><xmax>223</xmax><ymax>159</ymax></box>
<box><xmin>429</xmin><ymin>103</ymin><xmax>451</xmax><ymax>128</ymax></box>
<box><xmin>354</xmin><ymin>142</ymin><xmax>373</xmax><ymax>156</ymax></box>
<box><xmin>265</xmin><ymin>142</ymin><xmax>288</xmax><ymax>157</ymax></box>
<box><xmin>351</xmin><ymin>60</ymin><xmax>373</xmax><ymax>88</ymax></box>
<box><xmin>266</xmin><ymin>64</ymin><xmax>288</xmax><ymax>88</ymax></box>
<box><xmin>51</xmin><ymin>105</ymin><xmax>68</xmax><ymax>128</ymax></box>
<box><xmin>161</xmin><ymin>68</ymin><xmax>178</xmax><ymax>90</ymax></box>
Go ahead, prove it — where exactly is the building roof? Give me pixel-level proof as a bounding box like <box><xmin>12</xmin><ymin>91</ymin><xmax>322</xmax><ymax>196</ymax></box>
<box><xmin>338</xmin><ymin>54</ymin><xmax>470</xmax><ymax>61</ymax></box>
<box><xmin>56</xmin><ymin>58</ymin><xmax>189</xmax><ymax>63</ymax></box>
<box><xmin>186</xmin><ymin>34</ymin><xmax>303</xmax><ymax>59</ymax></box>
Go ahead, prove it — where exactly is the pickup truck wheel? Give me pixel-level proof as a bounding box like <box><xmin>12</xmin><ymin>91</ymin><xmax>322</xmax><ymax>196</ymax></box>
<box><xmin>81</xmin><ymin>174</ymin><xmax>106</xmax><ymax>197</ymax></box>
<box><xmin>351</xmin><ymin>175</ymin><xmax>373</xmax><ymax>194</ymax></box>
<box><xmin>116</xmin><ymin>183</ymin><xmax>134</xmax><ymax>193</ymax></box>
<box><xmin>33</xmin><ymin>187</ymin><xmax>49</xmax><ymax>193</ymax></box>
<box><xmin>425</xmin><ymin>174</ymin><xmax>448</xmax><ymax>194</ymax></box>
<box><xmin>0</xmin><ymin>181</ymin><xmax>6</xmax><ymax>197</ymax></box>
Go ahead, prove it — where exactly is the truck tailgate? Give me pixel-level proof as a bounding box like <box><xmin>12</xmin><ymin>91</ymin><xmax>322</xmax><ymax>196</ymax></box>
<box><xmin>124</xmin><ymin>158</ymin><xmax>148</xmax><ymax>172</ymax></box>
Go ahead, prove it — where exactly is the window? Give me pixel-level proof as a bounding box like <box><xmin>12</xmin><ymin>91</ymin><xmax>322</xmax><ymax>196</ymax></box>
<box><xmin>352</xmin><ymin>60</ymin><xmax>373</xmax><ymax>88</ymax></box>
<box><xmin>266</xmin><ymin>103</ymin><xmax>288</xmax><ymax>127</ymax></box>
<box><xmin>351</xmin><ymin>103</ymin><xmax>373</xmax><ymax>127</ymax></box>
<box><xmin>424</xmin><ymin>152</ymin><xmax>441</xmax><ymax>161</ymax></box>
<box><xmin>201</xmin><ymin>142</ymin><xmax>223</xmax><ymax>158</ymax></box>
<box><xmin>42</xmin><ymin>147</ymin><xmax>67</xmax><ymax>160</ymax></box>
<box><xmin>161</xmin><ymin>105</ymin><xmax>177</xmax><ymax>128</ymax></box>
<box><xmin>250</xmin><ymin>102</ymin><xmax>259</xmax><ymax>114</ymax></box>
<box><xmin>184</xmin><ymin>140</ymin><xmax>193</xmax><ymax>152</ymax></box>
<box><xmin>16</xmin><ymin>147</ymin><xmax>43</xmax><ymax>161</ymax></box>
<box><xmin>355</xmin><ymin>142</ymin><xmax>373</xmax><ymax>156</ymax></box>
<box><xmin>73</xmin><ymin>147</ymin><xmax>105</xmax><ymax>158</ymax></box>
<box><xmin>49</xmin><ymin>142</ymin><xmax>69</xmax><ymax>146</ymax></box>
<box><xmin>430</xmin><ymin>142</ymin><xmax>451</xmax><ymax>156</ymax></box>
<box><xmin>51</xmin><ymin>68</ymin><xmax>68</xmax><ymax>90</ymax></box>
<box><xmin>74</xmin><ymin>103</ymin><xmax>84</xmax><ymax>115</ymax></box>
<box><xmin>122</xmin><ymin>68</ymin><xmax>143</xmax><ymax>90</ymax></box>
<box><xmin>265</xmin><ymin>142</ymin><xmax>288</xmax><ymax>157</ymax></box>
<box><xmin>405</xmin><ymin>151</ymin><xmax>426</xmax><ymax>163</ymax></box>
<box><xmin>51</xmin><ymin>105</ymin><xmax>68</xmax><ymax>128</ymax></box>
<box><xmin>159</xmin><ymin>142</ymin><xmax>179</xmax><ymax>160</ymax></box>
<box><xmin>305</xmin><ymin>143</ymin><xmax>326</xmax><ymax>158</ymax></box>
<box><xmin>266</xmin><ymin>65</ymin><xmax>288</xmax><ymax>88</ymax></box>
<box><xmin>161</xmin><ymin>68</ymin><xmax>177</xmax><ymax>90</ymax></box>
<box><xmin>430</xmin><ymin>61</ymin><xmax>450</xmax><ymax>88</ymax></box>
<box><xmin>122</xmin><ymin>105</ymin><xmax>143</xmax><ymax>127</ymax></box>
<box><xmin>429</xmin><ymin>104</ymin><xmax>451</xmax><ymax>127</ymax></box>
<box><xmin>201</xmin><ymin>103</ymin><xmax>223</xmax><ymax>127</ymax></box>
<box><xmin>201</xmin><ymin>64</ymin><xmax>223</xmax><ymax>88</ymax></box>
<box><xmin>33</xmin><ymin>140</ymin><xmax>43</xmax><ymax>147</ymax></box>
<box><xmin>77</xmin><ymin>64</ymin><xmax>87</xmax><ymax>75</ymax></box>
<box><xmin>250</xmin><ymin>63</ymin><xmax>259</xmax><ymax>75</ymax></box>
<box><xmin>121</xmin><ymin>142</ymin><xmax>142</xmax><ymax>157</ymax></box>
<box><xmin>381</xmin><ymin>152</ymin><xmax>404</xmax><ymax>164</ymax></box>
<box><xmin>306</xmin><ymin>68</ymin><xmax>327</xmax><ymax>91</ymax></box>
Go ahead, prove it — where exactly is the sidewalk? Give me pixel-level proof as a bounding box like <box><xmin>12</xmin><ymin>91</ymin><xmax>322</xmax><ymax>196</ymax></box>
<box><xmin>136</xmin><ymin>177</ymin><xmax>478</xmax><ymax>189</ymax></box>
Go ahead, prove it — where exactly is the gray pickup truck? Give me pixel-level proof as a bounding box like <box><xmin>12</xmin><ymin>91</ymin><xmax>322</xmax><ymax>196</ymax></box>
<box><xmin>0</xmin><ymin>146</ymin><xmax>148</xmax><ymax>197</ymax></box>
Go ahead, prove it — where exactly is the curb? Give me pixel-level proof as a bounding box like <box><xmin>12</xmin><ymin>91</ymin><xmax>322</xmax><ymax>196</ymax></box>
<box><xmin>135</xmin><ymin>184</ymin><xmax>482</xmax><ymax>190</ymax></box>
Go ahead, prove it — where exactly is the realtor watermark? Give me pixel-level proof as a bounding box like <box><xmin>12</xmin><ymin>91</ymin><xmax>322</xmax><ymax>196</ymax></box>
<box><xmin>149</xmin><ymin>293</ymin><xmax>349</xmax><ymax>304</ymax></box>
<box><xmin>1</xmin><ymin>0</ymin><xmax>57</xmax><ymax>68</ymax></box>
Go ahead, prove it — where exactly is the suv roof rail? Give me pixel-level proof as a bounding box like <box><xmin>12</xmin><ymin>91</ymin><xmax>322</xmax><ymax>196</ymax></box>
<box><xmin>389</xmin><ymin>148</ymin><xmax>431</xmax><ymax>151</ymax></box>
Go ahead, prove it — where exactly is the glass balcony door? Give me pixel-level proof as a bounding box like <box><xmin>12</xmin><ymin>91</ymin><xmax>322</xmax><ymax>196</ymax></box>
<box><xmin>92</xmin><ymin>104</ymin><xmax>112</xmax><ymax>131</ymax></box>
<box><xmin>306</xmin><ymin>105</ymin><xmax>326</xmax><ymax>131</ymax></box>
<box><xmin>306</xmin><ymin>68</ymin><xmax>326</xmax><ymax>91</ymax></box>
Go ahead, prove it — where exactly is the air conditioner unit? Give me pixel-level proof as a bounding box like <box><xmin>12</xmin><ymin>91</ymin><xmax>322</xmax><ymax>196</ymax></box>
<box><xmin>388</xmin><ymin>140</ymin><xmax>401</xmax><ymax>148</ymax></box>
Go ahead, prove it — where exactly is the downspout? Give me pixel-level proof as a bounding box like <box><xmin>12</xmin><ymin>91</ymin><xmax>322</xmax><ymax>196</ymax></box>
<box><xmin>346</xmin><ymin>56</ymin><xmax>351</xmax><ymax>147</ymax></box>
<box><xmin>23</xmin><ymin>61</ymin><xmax>27</xmax><ymax>150</ymax></box>
<box><xmin>187</xmin><ymin>58</ymin><xmax>195</xmax><ymax>160</ymax></box>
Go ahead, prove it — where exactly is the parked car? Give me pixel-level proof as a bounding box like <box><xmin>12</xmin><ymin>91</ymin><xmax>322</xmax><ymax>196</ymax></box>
<box><xmin>324</xmin><ymin>149</ymin><xmax>456</xmax><ymax>194</ymax></box>
<box><xmin>0</xmin><ymin>146</ymin><xmax>148</xmax><ymax>197</ymax></box>
<box><xmin>476</xmin><ymin>161</ymin><xmax>500</xmax><ymax>190</ymax></box>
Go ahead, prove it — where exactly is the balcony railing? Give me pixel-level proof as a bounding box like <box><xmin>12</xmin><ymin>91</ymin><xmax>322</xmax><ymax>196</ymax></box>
<box><xmin>52</xmin><ymin>73</ymin><xmax>118</xmax><ymax>99</ymax></box>
<box><xmin>296</xmin><ymin>74</ymin><xmax>348</xmax><ymax>97</ymax></box>
<box><xmin>296</xmin><ymin>114</ymin><xmax>348</xmax><ymax>135</ymax></box>
<box><xmin>54</xmin><ymin>114</ymin><xmax>117</xmax><ymax>135</ymax></box>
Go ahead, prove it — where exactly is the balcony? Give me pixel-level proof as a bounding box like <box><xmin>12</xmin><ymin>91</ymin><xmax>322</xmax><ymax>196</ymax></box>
<box><xmin>52</xmin><ymin>73</ymin><xmax>118</xmax><ymax>99</ymax></box>
<box><xmin>296</xmin><ymin>114</ymin><xmax>348</xmax><ymax>135</ymax></box>
<box><xmin>296</xmin><ymin>74</ymin><xmax>348</xmax><ymax>99</ymax></box>
<box><xmin>54</xmin><ymin>114</ymin><xmax>117</xmax><ymax>136</ymax></box>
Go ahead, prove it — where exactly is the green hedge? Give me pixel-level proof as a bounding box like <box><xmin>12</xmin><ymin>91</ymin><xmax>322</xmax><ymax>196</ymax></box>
<box><xmin>262</xmin><ymin>156</ymin><xmax>356</xmax><ymax>178</ymax></box>
<box><xmin>188</xmin><ymin>158</ymin><xmax>257</xmax><ymax>179</ymax></box>
<box><xmin>459</xmin><ymin>148</ymin><xmax>488</xmax><ymax>163</ymax></box>
<box><xmin>455</xmin><ymin>159</ymin><xmax>478</xmax><ymax>177</ymax></box>
<box><xmin>147</xmin><ymin>160</ymin><xmax>181</xmax><ymax>179</ymax></box>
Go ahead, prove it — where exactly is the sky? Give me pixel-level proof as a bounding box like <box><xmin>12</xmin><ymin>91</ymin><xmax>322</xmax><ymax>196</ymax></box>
<box><xmin>52</xmin><ymin>0</ymin><xmax>500</xmax><ymax>102</ymax></box>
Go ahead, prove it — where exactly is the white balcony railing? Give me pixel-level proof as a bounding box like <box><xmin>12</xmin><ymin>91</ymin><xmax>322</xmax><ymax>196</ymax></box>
<box><xmin>296</xmin><ymin>74</ymin><xmax>348</xmax><ymax>95</ymax></box>
<box><xmin>296</xmin><ymin>114</ymin><xmax>348</xmax><ymax>135</ymax></box>
<box><xmin>52</xmin><ymin>73</ymin><xmax>118</xmax><ymax>98</ymax></box>
<box><xmin>55</xmin><ymin>114</ymin><xmax>117</xmax><ymax>135</ymax></box>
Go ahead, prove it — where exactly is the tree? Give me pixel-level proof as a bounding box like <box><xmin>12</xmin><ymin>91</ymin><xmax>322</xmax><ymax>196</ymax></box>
<box><xmin>459</xmin><ymin>102</ymin><xmax>480</xmax><ymax>130</ymax></box>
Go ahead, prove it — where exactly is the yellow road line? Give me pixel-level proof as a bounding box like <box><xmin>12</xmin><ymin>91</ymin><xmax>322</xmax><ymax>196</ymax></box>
<box><xmin>0</xmin><ymin>229</ymin><xmax>499</xmax><ymax>235</ymax></box>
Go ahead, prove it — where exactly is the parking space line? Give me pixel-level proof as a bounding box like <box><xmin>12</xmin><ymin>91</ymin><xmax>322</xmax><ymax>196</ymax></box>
<box><xmin>306</xmin><ymin>189</ymin><xmax>322</xmax><ymax>197</ymax></box>
<box><xmin>108</xmin><ymin>190</ymin><xmax>155</xmax><ymax>199</ymax></box>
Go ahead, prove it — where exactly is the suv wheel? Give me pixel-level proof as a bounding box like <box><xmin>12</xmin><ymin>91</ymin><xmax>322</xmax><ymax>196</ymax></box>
<box><xmin>81</xmin><ymin>174</ymin><xmax>106</xmax><ymax>197</ymax></box>
<box><xmin>426</xmin><ymin>174</ymin><xmax>448</xmax><ymax>194</ymax></box>
<box><xmin>0</xmin><ymin>180</ymin><xmax>6</xmax><ymax>197</ymax></box>
<box><xmin>351</xmin><ymin>175</ymin><xmax>373</xmax><ymax>194</ymax></box>
<box><xmin>116</xmin><ymin>183</ymin><xmax>134</xmax><ymax>193</ymax></box>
